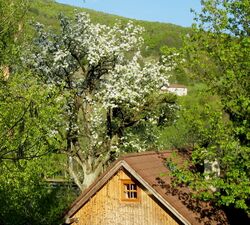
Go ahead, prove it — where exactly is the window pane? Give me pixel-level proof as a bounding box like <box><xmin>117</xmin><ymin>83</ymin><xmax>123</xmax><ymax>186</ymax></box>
<box><xmin>131</xmin><ymin>184</ymin><xmax>136</xmax><ymax>190</ymax></box>
<box><xmin>122</xmin><ymin>181</ymin><xmax>139</xmax><ymax>200</ymax></box>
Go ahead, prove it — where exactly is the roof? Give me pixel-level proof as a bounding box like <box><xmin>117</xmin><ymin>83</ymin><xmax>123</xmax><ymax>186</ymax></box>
<box><xmin>64</xmin><ymin>151</ymin><xmax>229</xmax><ymax>225</ymax></box>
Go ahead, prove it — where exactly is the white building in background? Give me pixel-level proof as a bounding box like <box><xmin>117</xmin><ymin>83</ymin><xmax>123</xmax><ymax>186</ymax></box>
<box><xmin>161</xmin><ymin>84</ymin><xmax>188</xmax><ymax>96</ymax></box>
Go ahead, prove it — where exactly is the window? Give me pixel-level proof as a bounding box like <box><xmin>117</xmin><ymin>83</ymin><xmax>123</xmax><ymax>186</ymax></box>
<box><xmin>121</xmin><ymin>179</ymin><xmax>140</xmax><ymax>202</ymax></box>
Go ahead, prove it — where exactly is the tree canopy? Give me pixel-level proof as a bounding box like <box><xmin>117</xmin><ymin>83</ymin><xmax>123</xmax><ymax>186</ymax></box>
<box><xmin>0</xmin><ymin>1</ymin><xmax>75</xmax><ymax>224</ymax></box>
<box><xmin>188</xmin><ymin>0</ymin><xmax>250</xmax><ymax>145</ymax></box>
<box><xmin>168</xmin><ymin>0</ymin><xmax>250</xmax><ymax>213</ymax></box>
<box><xmin>25</xmin><ymin>12</ymin><xmax>178</xmax><ymax>190</ymax></box>
<box><xmin>0</xmin><ymin>72</ymin><xmax>64</xmax><ymax>161</ymax></box>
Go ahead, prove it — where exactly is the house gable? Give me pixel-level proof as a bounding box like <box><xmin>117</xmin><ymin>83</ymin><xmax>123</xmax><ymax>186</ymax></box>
<box><xmin>65</xmin><ymin>151</ymin><xmax>229</xmax><ymax>225</ymax></box>
<box><xmin>67</xmin><ymin>167</ymin><xmax>184</xmax><ymax>225</ymax></box>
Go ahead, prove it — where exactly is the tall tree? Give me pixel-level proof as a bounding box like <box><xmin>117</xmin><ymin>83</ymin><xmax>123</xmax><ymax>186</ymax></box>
<box><xmin>0</xmin><ymin>1</ymin><xmax>76</xmax><ymax>224</ymax></box>
<box><xmin>0</xmin><ymin>0</ymin><xmax>65</xmax><ymax>162</ymax></box>
<box><xmin>0</xmin><ymin>72</ymin><xmax>64</xmax><ymax>161</ymax></box>
<box><xmin>26</xmin><ymin>12</ymin><xmax>178</xmax><ymax>190</ymax></box>
<box><xmin>169</xmin><ymin>0</ymin><xmax>250</xmax><ymax>213</ymax></box>
<box><xmin>188</xmin><ymin>0</ymin><xmax>250</xmax><ymax>145</ymax></box>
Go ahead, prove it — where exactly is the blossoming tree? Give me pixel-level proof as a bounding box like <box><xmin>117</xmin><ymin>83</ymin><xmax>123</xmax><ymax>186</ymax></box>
<box><xmin>27</xmin><ymin>12</ymin><xmax>177</xmax><ymax>190</ymax></box>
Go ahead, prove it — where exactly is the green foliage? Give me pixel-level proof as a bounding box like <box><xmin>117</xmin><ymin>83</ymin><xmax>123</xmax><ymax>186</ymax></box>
<box><xmin>165</xmin><ymin>0</ymin><xmax>250</xmax><ymax>213</ymax></box>
<box><xmin>0</xmin><ymin>157</ymin><xmax>76</xmax><ymax>225</ymax></box>
<box><xmin>159</xmin><ymin>84</ymin><xmax>221</xmax><ymax>149</ymax></box>
<box><xmin>0</xmin><ymin>70</ymin><xmax>73</xmax><ymax>224</ymax></box>
<box><xmin>0</xmin><ymin>1</ymin><xmax>76</xmax><ymax>224</ymax></box>
<box><xmin>172</xmin><ymin>107</ymin><xmax>250</xmax><ymax>212</ymax></box>
<box><xmin>0</xmin><ymin>0</ymin><xmax>30</xmax><ymax>65</ymax></box>
<box><xmin>187</xmin><ymin>0</ymin><xmax>250</xmax><ymax>145</ymax></box>
<box><xmin>162</xmin><ymin>89</ymin><xmax>250</xmax><ymax>211</ymax></box>
<box><xmin>0</xmin><ymin>72</ymin><xmax>65</xmax><ymax>161</ymax></box>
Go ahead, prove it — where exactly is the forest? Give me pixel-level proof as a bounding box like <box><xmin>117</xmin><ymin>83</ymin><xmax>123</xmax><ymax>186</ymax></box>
<box><xmin>0</xmin><ymin>0</ymin><xmax>249</xmax><ymax>224</ymax></box>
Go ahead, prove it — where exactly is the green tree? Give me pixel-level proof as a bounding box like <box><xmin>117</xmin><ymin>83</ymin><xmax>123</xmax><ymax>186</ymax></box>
<box><xmin>0</xmin><ymin>72</ymin><xmax>64</xmax><ymax>161</ymax></box>
<box><xmin>0</xmin><ymin>156</ymin><xmax>76</xmax><ymax>225</ymax></box>
<box><xmin>187</xmin><ymin>0</ymin><xmax>250</xmax><ymax>145</ymax></box>
<box><xmin>169</xmin><ymin>0</ymin><xmax>250</xmax><ymax>213</ymax></box>
<box><xmin>0</xmin><ymin>0</ymin><xmax>64</xmax><ymax>162</ymax></box>
<box><xmin>169</xmin><ymin>103</ymin><xmax>250</xmax><ymax>212</ymax></box>
<box><xmin>0</xmin><ymin>1</ymin><xmax>75</xmax><ymax>224</ymax></box>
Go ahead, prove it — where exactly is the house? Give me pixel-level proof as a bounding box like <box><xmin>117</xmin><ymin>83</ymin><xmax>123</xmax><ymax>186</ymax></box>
<box><xmin>161</xmin><ymin>84</ymin><xmax>188</xmax><ymax>96</ymax></box>
<box><xmin>64</xmin><ymin>151</ymin><xmax>229</xmax><ymax>225</ymax></box>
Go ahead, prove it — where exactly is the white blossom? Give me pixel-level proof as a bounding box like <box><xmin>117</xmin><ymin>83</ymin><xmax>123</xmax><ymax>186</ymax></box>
<box><xmin>26</xmin><ymin>12</ymin><xmax>177</xmax><ymax>155</ymax></box>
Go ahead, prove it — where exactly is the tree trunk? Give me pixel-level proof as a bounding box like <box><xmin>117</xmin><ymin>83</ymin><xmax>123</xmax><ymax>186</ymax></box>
<box><xmin>68</xmin><ymin>154</ymin><xmax>108</xmax><ymax>191</ymax></box>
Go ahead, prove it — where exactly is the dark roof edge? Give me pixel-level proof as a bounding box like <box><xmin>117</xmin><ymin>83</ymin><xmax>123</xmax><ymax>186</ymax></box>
<box><xmin>120</xmin><ymin>150</ymin><xmax>172</xmax><ymax>159</ymax></box>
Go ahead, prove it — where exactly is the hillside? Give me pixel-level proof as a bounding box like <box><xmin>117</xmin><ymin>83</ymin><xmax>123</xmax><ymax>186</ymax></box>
<box><xmin>28</xmin><ymin>0</ymin><xmax>190</xmax><ymax>57</ymax></box>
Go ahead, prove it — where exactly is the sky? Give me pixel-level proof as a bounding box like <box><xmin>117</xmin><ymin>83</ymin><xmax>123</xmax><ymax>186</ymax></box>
<box><xmin>56</xmin><ymin>0</ymin><xmax>202</xmax><ymax>27</ymax></box>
